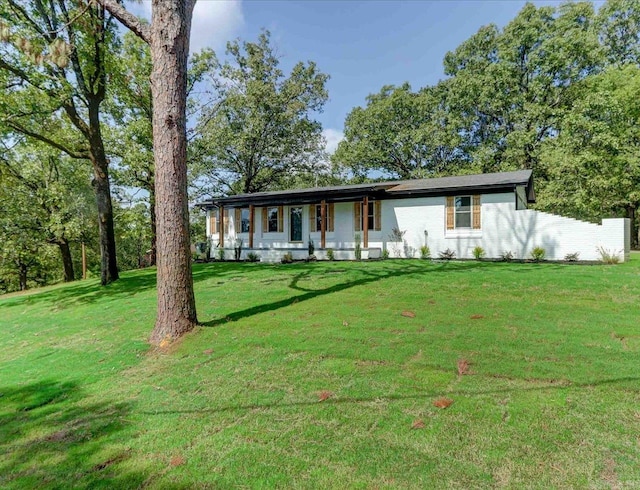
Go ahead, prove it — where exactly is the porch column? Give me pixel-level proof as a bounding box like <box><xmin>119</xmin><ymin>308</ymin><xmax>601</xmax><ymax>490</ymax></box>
<box><xmin>363</xmin><ymin>196</ymin><xmax>369</xmax><ymax>248</ymax></box>
<box><xmin>320</xmin><ymin>200</ymin><xmax>326</xmax><ymax>249</ymax></box>
<box><xmin>249</xmin><ymin>205</ymin><xmax>255</xmax><ymax>249</ymax></box>
<box><xmin>219</xmin><ymin>205</ymin><xmax>224</xmax><ymax>248</ymax></box>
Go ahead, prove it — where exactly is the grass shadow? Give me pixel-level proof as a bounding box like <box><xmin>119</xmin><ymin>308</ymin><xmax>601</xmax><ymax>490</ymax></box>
<box><xmin>0</xmin><ymin>380</ymin><xmax>146</xmax><ymax>488</ymax></box>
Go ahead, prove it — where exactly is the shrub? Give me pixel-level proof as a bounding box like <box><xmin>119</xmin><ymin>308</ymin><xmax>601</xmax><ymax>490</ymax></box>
<box><xmin>597</xmin><ymin>246</ymin><xmax>620</xmax><ymax>264</ymax></box>
<box><xmin>308</xmin><ymin>238</ymin><xmax>315</xmax><ymax>256</ymax></box>
<box><xmin>217</xmin><ymin>248</ymin><xmax>225</xmax><ymax>261</ymax></box>
<box><xmin>326</xmin><ymin>248</ymin><xmax>335</xmax><ymax>261</ymax></box>
<box><xmin>381</xmin><ymin>249</ymin><xmax>390</xmax><ymax>260</ymax></box>
<box><xmin>500</xmin><ymin>250</ymin><xmax>514</xmax><ymax>262</ymax></box>
<box><xmin>354</xmin><ymin>233</ymin><xmax>362</xmax><ymax>261</ymax></box>
<box><xmin>472</xmin><ymin>246</ymin><xmax>485</xmax><ymax>260</ymax></box>
<box><xmin>234</xmin><ymin>238</ymin><xmax>243</xmax><ymax>261</ymax></box>
<box><xmin>281</xmin><ymin>252</ymin><xmax>293</xmax><ymax>264</ymax></box>
<box><xmin>530</xmin><ymin>247</ymin><xmax>546</xmax><ymax>262</ymax></box>
<box><xmin>564</xmin><ymin>252</ymin><xmax>580</xmax><ymax>262</ymax></box>
<box><xmin>439</xmin><ymin>248</ymin><xmax>456</xmax><ymax>260</ymax></box>
<box><xmin>419</xmin><ymin>245</ymin><xmax>431</xmax><ymax>260</ymax></box>
<box><xmin>388</xmin><ymin>227</ymin><xmax>406</xmax><ymax>242</ymax></box>
<box><xmin>247</xmin><ymin>252</ymin><xmax>260</xmax><ymax>262</ymax></box>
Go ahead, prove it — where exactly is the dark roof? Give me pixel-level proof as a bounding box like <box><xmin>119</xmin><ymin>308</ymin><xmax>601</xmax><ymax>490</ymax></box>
<box><xmin>198</xmin><ymin>170</ymin><xmax>535</xmax><ymax>208</ymax></box>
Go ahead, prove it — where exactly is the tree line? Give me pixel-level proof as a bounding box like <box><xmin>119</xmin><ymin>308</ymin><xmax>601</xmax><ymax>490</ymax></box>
<box><xmin>0</xmin><ymin>0</ymin><xmax>638</xmax><ymax>341</ymax></box>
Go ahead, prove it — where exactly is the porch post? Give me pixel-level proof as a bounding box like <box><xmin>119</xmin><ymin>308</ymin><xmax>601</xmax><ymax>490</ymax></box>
<box><xmin>320</xmin><ymin>200</ymin><xmax>326</xmax><ymax>249</ymax></box>
<box><xmin>219</xmin><ymin>205</ymin><xmax>224</xmax><ymax>248</ymax></box>
<box><xmin>249</xmin><ymin>205</ymin><xmax>255</xmax><ymax>249</ymax></box>
<box><xmin>363</xmin><ymin>196</ymin><xmax>369</xmax><ymax>248</ymax></box>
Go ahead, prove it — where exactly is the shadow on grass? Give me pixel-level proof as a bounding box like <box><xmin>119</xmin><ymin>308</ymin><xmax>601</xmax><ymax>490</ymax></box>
<box><xmin>0</xmin><ymin>261</ymin><xmax>263</xmax><ymax>310</ymax></box>
<box><xmin>200</xmin><ymin>260</ymin><xmax>492</xmax><ymax>328</ymax></box>
<box><xmin>139</xmin><ymin>376</ymin><xmax>640</xmax><ymax>416</ymax></box>
<box><xmin>0</xmin><ymin>380</ymin><xmax>147</xmax><ymax>488</ymax></box>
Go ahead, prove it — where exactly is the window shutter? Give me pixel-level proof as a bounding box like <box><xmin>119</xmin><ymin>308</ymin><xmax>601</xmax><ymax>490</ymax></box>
<box><xmin>374</xmin><ymin>201</ymin><xmax>381</xmax><ymax>231</ymax></box>
<box><xmin>235</xmin><ymin>208</ymin><xmax>241</xmax><ymax>232</ymax></box>
<box><xmin>278</xmin><ymin>206</ymin><xmax>284</xmax><ymax>232</ymax></box>
<box><xmin>446</xmin><ymin>196</ymin><xmax>454</xmax><ymax>230</ymax></box>
<box><xmin>354</xmin><ymin>202</ymin><xmax>361</xmax><ymax>231</ymax></box>
<box><xmin>472</xmin><ymin>195</ymin><xmax>481</xmax><ymax>229</ymax></box>
<box><xmin>328</xmin><ymin>203</ymin><xmax>334</xmax><ymax>232</ymax></box>
<box><xmin>223</xmin><ymin>209</ymin><xmax>230</xmax><ymax>234</ymax></box>
<box><xmin>309</xmin><ymin>205</ymin><xmax>316</xmax><ymax>232</ymax></box>
<box><xmin>210</xmin><ymin>213</ymin><xmax>217</xmax><ymax>235</ymax></box>
<box><xmin>262</xmin><ymin>207</ymin><xmax>267</xmax><ymax>233</ymax></box>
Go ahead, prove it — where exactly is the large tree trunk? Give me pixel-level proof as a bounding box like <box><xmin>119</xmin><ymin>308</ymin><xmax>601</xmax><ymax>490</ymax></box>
<box><xmin>149</xmin><ymin>186</ymin><xmax>157</xmax><ymax>266</ymax></box>
<box><xmin>626</xmin><ymin>205</ymin><xmax>639</xmax><ymax>249</ymax></box>
<box><xmin>18</xmin><ymin>262</ymin><xmax>28</xmax><ymax>291</ymax></box>
<box><xmin>58</xmin><ymin>239</ymin><xmax>75</xmax><ymax>282</ymax></box>
<box><xmin>148</xmin><ymin>0</ymin><xmax>198</xmax><ymax>345</ymax></box>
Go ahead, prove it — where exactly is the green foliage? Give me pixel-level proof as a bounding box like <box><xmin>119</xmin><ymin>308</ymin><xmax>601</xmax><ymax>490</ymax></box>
<box><xmin>333</xmin><ymin>83</ymin><xmax>466</xmax><ymax>179</ymax></box>
<box><xmin>326</xmin><ymin>248</ymin><xmax>335</xmax><ymax>261</ymax></box>
<box><xmin>564</xmin><ymin>252</ymin><xmax>580</xmax><ymax>262</ymax></box>
<box><xmin>354</xmin><ymin>233</ymin><xmax>362</xmax><ymax>261</ymax></box>
<box><xmin>472</xmin><ymin>246</ymin><xmax>485</xmax><ymax>260</ymax></box>
<box><xmin>194</xmin><ymin>31</ymin><xmax>329</xmax><ymax>195</ymax></box>
<box><xmin>381</xmin><ymin>249</ymin><xmax>390</xmax><ymax>260</ymax></box>
<box><xmin>438</xmin><ymin>248</ymin><xmax>456</xmax><ymax>260</ymax></box>
<box><xmin>308</xmin><ymin>238</ymin><xmax>315</xmax><ymax>256</ymax></box>
<box><xmin>246</xmin><ymin>252</ymin><xmax>260</xmax><ymax>263</ymax></box>
<box><xmin>530</xmin><ymin>247</ymin><xmax>546</xmax><ymax>262</ymax></box>
<box><xmin>217</xmin><ymin>248</ymin><xmax>226</xmax><ymax>261</ymax></box>
<box><xmin>420</xmin><ymin>245</ymin><xmax>431</xmax><ymax>260</ymax></box>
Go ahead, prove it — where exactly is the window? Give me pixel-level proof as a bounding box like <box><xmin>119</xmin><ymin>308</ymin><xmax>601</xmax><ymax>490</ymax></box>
<box><xmin>309</xmin><ymin>203</ymin><xmax>334</xmax><ymax>232</ymax></box>
<box><xmin>446</xmin><ymin>195</ymin><xmax>481</xmax><ymax>230</ymax></box>
<box><xmin>209</xmin><ymin>208</ymin><xmax>229</xmax><ymax>235</ymax></box>
<box><xmin>233</xmin><ymin>208</ymin><xmax>251</xmax><ymax>233</ymax></box>
<box><xmin>261</xmin><ymin>206</ymin><xmax>283</xmax><ymax>233</ymax></box>
<box><xmin>354</xmin><ymin>200</ymin><xmax>381</xmax><ymax>231</ymax></box>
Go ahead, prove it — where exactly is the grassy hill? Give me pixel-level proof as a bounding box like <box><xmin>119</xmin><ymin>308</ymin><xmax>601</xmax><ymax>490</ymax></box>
<box><xmin>1</xmin><ymin>257</ymin><xmax>639</xmax><ymax>488</ymax></box>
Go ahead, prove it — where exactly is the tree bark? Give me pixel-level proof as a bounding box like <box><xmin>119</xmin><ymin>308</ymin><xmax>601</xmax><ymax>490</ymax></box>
<box><xmin>149</xmin><ymin>186</ymin><xmax>157</xmax><ymax>266</ymax></box>
<box><xmin>18</xmin><ymin>262</ymin><xmax>28</xmax><ymax>291</ymax></box>
<box><xmin>58</xmin><ymin>239</ymin><xmax>75</xmax><ymax>282</ymax></box>
<box><xmin>148</xmin><ymin>0</ymin><xmax>198</xmax><ymax>345</ymax></box>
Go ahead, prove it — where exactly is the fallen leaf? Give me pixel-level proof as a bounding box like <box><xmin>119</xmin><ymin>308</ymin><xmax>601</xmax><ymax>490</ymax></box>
<box><xmin>411</xmin><ymin>419</ymin><xmax>425</xmax><ymax>429</ymax></box>
<box><xmin>401</xmin><ymin>311</ymin><xmax>416</xmax><ymax>318</ymax></box>
<box><xmin>470</xmin><ymin>314</ymin><xmax>484</xmax><ymax>320</ymax></box>
<box><xmin>342</xmin><ymin>321</ymin><xmax>349</xmax><ymax>326</ymax></box>
<box><xmin>457</xmin><ymin>358</ymin><xmax>470</xmax><ymax>376</ymax></box>
<box><xmin>203</xmin><ymin>349</ymin><xmax>214</xmax><ymax>355</ymax></box>
<box><xmin>433</xmin><ymin>397</ymin><xmax>454</xmax><ymax>409</ymax></box>
<box><xmin>317</xmin><ymin>390</ymin><xmax>334</xmax><ymax>402</ymax></box>
<box><xmin>170</xmin><ymin>455</ymin><xmax>186</xmax><ymax>467</ymax></box>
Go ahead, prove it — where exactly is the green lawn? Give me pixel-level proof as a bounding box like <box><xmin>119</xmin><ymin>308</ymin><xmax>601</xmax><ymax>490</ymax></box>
<box><xmin>1</xmin><ymin>256</ymin><xmax>639</xmax><ymax>488</ymax></box>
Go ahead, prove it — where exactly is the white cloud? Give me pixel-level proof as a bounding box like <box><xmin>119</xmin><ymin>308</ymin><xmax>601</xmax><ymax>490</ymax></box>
<box><xmin>132</xmin><ymin>0</ymin><xmax>244</xmax><ymax>53</ymax></box>
<box><xmin>322</xmin><ymin>128</ymin><xmax>344</xmax><ymax>155</ymax></box>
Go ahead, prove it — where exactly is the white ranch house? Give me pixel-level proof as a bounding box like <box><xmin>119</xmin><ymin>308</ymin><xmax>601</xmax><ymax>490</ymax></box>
<box><xmin>200</xmin><ymin>170</ymin><xmax>630</xmax><ymax>262</ymax></box>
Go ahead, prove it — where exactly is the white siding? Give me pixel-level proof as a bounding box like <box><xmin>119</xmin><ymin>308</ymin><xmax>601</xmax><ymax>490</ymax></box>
<box><xmin>206</xmin><ymin>194</ymin><xmax>630</xmax><ymax>263</ymax></box>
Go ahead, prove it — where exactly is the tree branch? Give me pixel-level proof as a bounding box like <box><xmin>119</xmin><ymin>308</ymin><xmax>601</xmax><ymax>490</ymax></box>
<box><xmin>95</xmin><ymin>0</ymin><xmax>151</xmax><ymax>44</ymax></box>
<box><xmin>5</xmin><ymin>120</ymin><xmax>89</xmax><ymax>160</ymax></box>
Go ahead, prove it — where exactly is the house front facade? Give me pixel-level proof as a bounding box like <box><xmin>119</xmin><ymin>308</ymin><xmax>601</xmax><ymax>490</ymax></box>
<box><xmin>199</xmin><ymin>170</ymin><xmax>630</xmax><ymax>262</ymax></box>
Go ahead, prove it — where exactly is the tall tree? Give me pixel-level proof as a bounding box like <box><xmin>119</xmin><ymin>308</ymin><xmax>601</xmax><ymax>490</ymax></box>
<box><xmin>107</xmin><ymin>32</ymin><xmax>217</xmax><ymax>266</ymax></box>
<box><xmin>539</xmin><ymin>65</ymin><xmax>640</xmax><ymax>245</ymax></box>
<box><xmin>598</xmin><ymin>0</ymin><xmax>640</xmax><ymax>66</ymax></box>
<box><xmin>333</xmin><ymin>82</ymin><xmax>466</xmax><ymax>180</ymax></box>
<box><xmin>0</xmin><ymin>140</ymin><xmax>93</xmax><ymax>283</ymax></box>
<box><xmin>194</xmin><ymin>31</ymin><xmax>329</xmax><ymax>195</ymax></box>
<box><xmin>0</xmin><ymin>0</ymin><xmax>120</xmax><ymax>285</ymax></box>
<box><xmin>99</xmin><ymin>0</ymin><xmax>198</xmax><ymax>344</ymax></box>
<box><xmin>443</xmin><ymin>2</ymin><xmax>602</xmax><ymax>173</ymax></box>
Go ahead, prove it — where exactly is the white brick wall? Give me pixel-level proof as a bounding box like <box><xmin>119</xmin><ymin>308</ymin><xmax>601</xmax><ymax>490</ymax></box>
<box><xmin>206</xmin><ymin>193</ymin><xmax>630</xmax><ymax>262</ymax></box>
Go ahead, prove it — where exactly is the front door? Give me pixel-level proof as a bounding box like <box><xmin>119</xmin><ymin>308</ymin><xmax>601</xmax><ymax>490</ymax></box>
<box><xmin>290</xmin><ymin>207</ymin><xmax>302</xmax><ymax>242</ymax></box>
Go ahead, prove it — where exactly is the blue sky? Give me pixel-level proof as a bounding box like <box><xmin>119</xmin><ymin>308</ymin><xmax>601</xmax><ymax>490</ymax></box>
<box><xmin>132</xmin><ymin>0</ymin><xmax>604</xmax><ymax>153</ymax></box>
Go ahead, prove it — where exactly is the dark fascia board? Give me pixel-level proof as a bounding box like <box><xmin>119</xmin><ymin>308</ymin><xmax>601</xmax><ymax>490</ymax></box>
<box><xmin>197</xmin><ymin>170</ymin><xmax>536</xmax><ymax>209</ymax></box>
